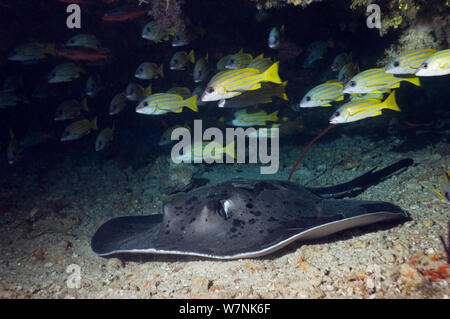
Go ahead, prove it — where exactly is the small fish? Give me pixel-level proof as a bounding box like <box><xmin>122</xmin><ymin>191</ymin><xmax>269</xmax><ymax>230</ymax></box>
<box><xmin>338</xmin><ymin>62</ymin><xmax>360</xmax><ymax>84</ymax></box>
<box><xmin>415</xmin><ymin>49</ymin><xmax>450</xmax><ymax>77</ymax></box>
<box><xmin>109</xmin><ymin>92</ymin><xmax>128</xmax><ymax>115</ymax></box>
<box><xmin>102</xmin><ymin>7</ymin><xmax>147</xmax><ymax>22</ymax></box>
<box><xmin>247</xmin><ymin>124</ymin><xmax>280</xmax><ymax>139</ymax></box>
<box><xmin>85</xmin><ymin>74</ymin><xmax>100</xmax><ymax>97</ymax></box>
<box><xmin>95</xmin><ymin>126</ymin><xmax>114</xmax><ymax>151</ymax></box>
<box><xmin>135</xmin><ymin>62</ymin><xmax>164</xmax><ymax>80</ymax></box>
<box><xmin>217</xmin><ymin>54</ymin><xmax>232</xmax><ymax>71</ymax></box>
<box><xmin>2</xmin><ymin>76</ymin><xmax>23</xmax><ymax>92</ymax></box>
<box><xmin>331</xmin><ymin>52</ymin><xmax>352</xmax><ymax>71</ymax></box>
<box><xmin>225</xmin><ymin>49</ymin><xmax>253</xmax><ymax>69</ymax></box>
<box><xmin>193</xmin><ymin>54</ymin><xmax>210</xmax><ymax>83</ymax></box>
<box><xmin>8</xmin><ymin>42</ymin><xmax>55</xmax><ymax>62</ymax></box>
<box><xmin>299</xmin><ymin>80</ymin><xmax>344</xmax><ymax>108</ymax></box>
<box><xmin>329</xmin><ymin>90</ymin><xmax>400</xmax><ymax>124</ymax></box>
<box><xmin>66</xmin><ymin>34</ymin><xmax>101</xmax><ymax>50</ymax></box>
<box><xmin>60</xmin><ymin>117</ymin><xmax>98</xmax><ymax>142</ymax></box>
<box><xmin>55</xmin><ymin>47</ymin><xmax>108</xmax><ymax>62</ymax></box>
<box><xmin>218</xmin><ymin>81</ymin><xmax>288</xmax><ymax>109</ymax></box>
<box><xmin>303</xmin><ymin>40</ymin><xmax>334</xmax><ymax>68</ymax></box>
<box><xmin>0</xmin><ymin>90</ymin><xmax>25</xmax><ymax>108</ymax></box>
<box><xmin>170</xmin><ymin>49</ymin><xmax>195</xmax><ymax>70</ymax></box>
<box><xmin>231</xmin><ymin>109</ymin><xmax>279</xmax><ymax>127</ymax></box>
<box><xmin>171</xmin><ymin>25</ymin><xmax>204</xmax><ymax>47</ymax></box>
<box><xmin>175</xmin><ymin>141</ymin><xmax>236</xmax><ymax>162</ymax></box>
<box><xmin>268</xmin><ymin>25</ymin><xmax>284</xmax><ymax>50</ymax></box>
<box><xmin>48</xmin><ymin>63</ymin><xmax>85</xmax><ymax>83</ymax></box>
<box><xmin>385</xmin><ymin>49</ymin><xmax>437</xmax><ymax>75</ymax></box>
<box><xmin>246</xmin><ymin>54</ymin><xmax>273</xmax><ymax>72</ymax></box>
<box><xmin>125</xmin><ymin>83</ymin><xmax>152</xmax><ymax>101</ymax></box>
<box><xmin>429</xmin><ymin>172</ymin><xmax>450</xmax><ymax>204</ymax></box>
<box><xmin>201</xmin><ymin>61</ymin><xmax>282</xmax><ymax>102</ymax></box>
<box><xmin>54</xmin><ymin>98</ymin><xmax>89</xmax><ymax>120</ymax></box>
<box><xmin>159</xmin><ymin>124</ymin><xmax>191</xmax><ymax>146</ymax></box>
<box><xmin>343</xmin><ymin>68</ymin><xmax>420</xmax><ymax>94</ymax></box>
<box><xmin>166</xmin><ymin>87</ymin><xmax>191</xmax><ymax>99</ymax></box>
<box><xmin>136</xmin><ymin>93</ymin><xmax>198</xmax><ymax>115</ymax></box>
<box><xmin>141</xmin><ymin>21</ymin><xmax>172</xmax><ymax>42</ymax></box>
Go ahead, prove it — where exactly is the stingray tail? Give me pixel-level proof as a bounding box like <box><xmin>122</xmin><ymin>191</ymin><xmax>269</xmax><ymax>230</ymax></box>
<box><xmin>309</xmin><ymin>158</ymin><xmax>413</xmax><ymax>198</ymax></box>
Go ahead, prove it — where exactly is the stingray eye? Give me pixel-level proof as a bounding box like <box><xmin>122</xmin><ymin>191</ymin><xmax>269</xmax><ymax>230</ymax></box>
<box><xmin>393</xmin><ymin>61</ymin><xmax>400</xmax><ymax>67</ymax></box>
<box><xmin>206</xmin><ymin>87</ymin><xmax>214</xmax><ymax>94</ymax></box>
<box><xmin>349</xmin><ymin>81</ymin><xmax>356</xmax><ymax>87</ymax></box>
<box><xmin>217</xmin><ymin>199</ymin><xmax>232</xmax><ymax>220</ymax></box>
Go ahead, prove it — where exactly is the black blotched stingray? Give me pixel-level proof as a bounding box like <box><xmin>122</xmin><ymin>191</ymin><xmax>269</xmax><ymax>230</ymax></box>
<box><xmin>91</xmin><ymin>159</ymin><xmax>413</xmax><ymax>259</ymax></box>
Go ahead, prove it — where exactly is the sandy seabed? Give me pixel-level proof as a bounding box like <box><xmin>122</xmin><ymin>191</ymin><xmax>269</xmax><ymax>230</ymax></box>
<box><xmin>0</xmin><ymin>132</ymin><xmax>449</xmax><ymax>299</ymax></box>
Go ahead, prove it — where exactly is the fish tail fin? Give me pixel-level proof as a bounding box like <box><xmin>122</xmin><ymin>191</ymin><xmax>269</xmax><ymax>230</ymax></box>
<box><xmin>46</xmin><ymin>43</ymin><xmax>56</xmax><ymax>56</ymax></box>
<box><xmin>269</xmin><ymin>110</ymin><xmax>279</xmax><ymax>122</ymax></box>
<box><xmin>255</xmin><ymin>53</ymin><xmax>264</xmax><ymax>60</ymax></box>
<box><xmin>184</xmin><ymin>95</ymin><xmax>198</xmax><ymax>112</ymax></box>
<box><xmin>145</xmin><ymin>84</ymin><xmax>152</xmax><ymax>96</ymax></box>
<box><xmin>336</xmin><ymin>94</ymin><xmax>344</xmax><ymax>101</ymax></box>
<box><xmin>158</xmin><ymin>64</ymin><xmax>164</xmax><ymax>78</ymax></box>
<box><xmin>406</xmin><ymin>76</ymin><xmax>421</xmax><ymax>87</ymax></box>
<box><xmin>92</xmin><ymin>117</ymin><xmax>98</xmax><ymax>131</ymax></box>
<box><xmin>81</xmin><ymin>98</ymin><xmax>89</xmax><ymax>112</ymax></box>
<box><xmin>381</xmin><ymin>91</ymin><xmax>401</xmax><ymax>112</ymax></box>
<box><xmin>224</xmin><ymin>140</ymin><xmax>236</xmax><ymax>159</ymax></box>
<box><xmin>279</xmin><ymin>80</ymin><xmax>288</xmax><ymax>100</ymax></box>
<box><xmin>263</xmin><ymin>61</ymin><xmax>282</xmax><ymax>84</ymax></box>
<box><xmin>188</xmin><ymin>49</ymin><xmax>195</xmax><ymax>64</ymax></box>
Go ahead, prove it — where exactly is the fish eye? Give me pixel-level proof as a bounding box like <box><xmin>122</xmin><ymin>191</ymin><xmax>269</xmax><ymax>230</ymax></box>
<box><xmin>393</xmin><ymin>61</ymin><xmax>400</xmax><ymax>67</ymax></box>
<box><xmin>198</xmin><ymin>70</ymin><xmax>202</xmax><ymax>76</ymax></box>
<box><xmin>305</xmin><ymin>96</ymin><xmax>311</xmax><ymax>102</ymax></box>
<box><xmin>146</xmin><ymin>27</ymin><xmax>150</xmax><ymax>32</ymax></box>
<box><xmin>349</xmin><ymin>81</ymin><xmax>356</xmax><ymax>87</ymax></box>
<box><xmin>144</xmin><ymin>102</ymin><xmax>149</xmax><ymax>107</ymax></box>
<box><xmin>422</xmin><ymin>63</ymin><xmax>428</xmax><ymax>69</ymax></box>
<box><xmin>206</xmin><ymin>87</ymin><xmax>214</xmax><ymax>93</ymax></box>
<box><xmin>70</xmin><ymin>39</ymin><xmax>75</xmax><ymax>44</ymax></box>
<box><xmin>335</xmin><ymin>112</ymin><xmax>340</xmax><ymax>116</ymax></box>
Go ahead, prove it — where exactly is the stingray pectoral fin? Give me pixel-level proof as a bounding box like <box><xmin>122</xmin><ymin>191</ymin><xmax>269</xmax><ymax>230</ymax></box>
<box><xmin>91</xmin><ymin>214</ymin><xmax>163</xmax><ymax>256</ymax></box>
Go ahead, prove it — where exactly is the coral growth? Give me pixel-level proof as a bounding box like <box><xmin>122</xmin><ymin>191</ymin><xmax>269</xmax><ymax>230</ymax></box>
<box><xmin>148</xmin><ymin>0</ymin><xmax>185</xmax><ymax>36</ymax></box>
<box><xmin>377</xmin><ymin>24</ymin><xmax>441</xmax><ymax>66</ymax></box>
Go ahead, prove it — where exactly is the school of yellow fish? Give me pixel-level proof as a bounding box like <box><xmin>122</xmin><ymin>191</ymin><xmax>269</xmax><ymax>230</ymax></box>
<box><xmin>2</xmin><ymin>7</ymin><xmax>449</xmax><ymax>174</ymax></box>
